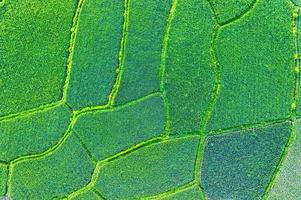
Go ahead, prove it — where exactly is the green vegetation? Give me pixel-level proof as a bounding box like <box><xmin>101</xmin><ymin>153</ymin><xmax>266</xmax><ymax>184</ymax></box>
<box><xmin>9</xmin><ymin>135</ymin><xmax>94</xmax><ymax>200</ymax></box>
<box><xmin>207</xmin><ymin>0</ymin><xmax>295</xmax><ymax>131</ymax></box>
<box><xmin>0</xmin><ymin>0</ymin><xmax>77</xmax><ymax>116</ymax></box>
<box><xmin>200</xmin><ymin>123</ymin><xmax>291</xmax><ymax>200</ymax></box>
<box><xmin>210</xmin><ymin>0</ymin><xmax>255</xmax><ymax>24</ymax></box>
<box><xmin>160</xmin><ymin>186</ymin><xmax>203</xmax><ymax>200</ymax></box>
<box><xmin>74</xmin><ymin>95</ymin><xmax>164</xmax><ymax>160</ymax></box>
<box><xmin>266</xmin><ymin>121</ymin><xmax>301</xmax><ymax>199</ymax></box>
<box><xmin>95</xmin><ymin>136</ymin><xmax>199</xmax><ymax>199</ymax></box>
<box><xmin>292</xmin><ymin>0</ymin><xmax>301</xmax><ymax>6</ymax></box>
<box><xmin>1</xmin><ymin>0</ymin><xmax>300</xmax><ymax>199</ymax></box>
<box><xmin>165</xmin><ymin>0</ymin><xmax>216</xmax><ymax>135</ymax></box>
<box><xmin>0</xmin><ymin>105</ymin><xmax>71</xmax><ymax>162</ymax></box>
<box><xmin>70</xmin><ymin>189</ymin><xmax>101</xmax><ymax>200</ymax></box>
<box><xmin>66</xmin><ymin>0</ymin><xmax>123</xmax><ymax>109</ymax></box>
<box><xmin>0</xmin><ymin>164</ymin><xmax>7</xmax><ymax>196</ymax></box>
<box><xmin>114</xmin><ymin>0</ymin><xmax>172</xmax><ymax>104</ymax></box>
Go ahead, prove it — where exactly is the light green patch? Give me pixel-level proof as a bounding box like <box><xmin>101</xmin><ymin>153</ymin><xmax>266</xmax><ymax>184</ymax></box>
<box><xmin>95</xmin><ymin>136</ymin><xmax>199</xmax><ymax>199</ymax></box>
<box><xmin>67</xmin><ymin>0</ymin><xmax>124</xmax><ymax>109</ymax></box>
<box><xmin>0</xmin><ymin>105</ymin><xmax>71</xmax><ymax>162</ymax></box>
<box><xmin>165</xmin><ymin>0</ymin><xmax>216</xmax><ymax>135</ymax></box>
<box><xmin>267</xmin><ymin>121</ymin><xmax>301</xmax><ymax>200</ymax></box>
<box><xmin>10</xmin><ymin>135</ymin><xmax>94</xmax><ymax>200</ymax></box>
<box><xmin>201</xmin><ymin>122</ymin><xmax>291</xmax><ymax>200</ymax></box>
<box><xmin>74</xmin><ymin>95</ymin><xmax>165</xmax><ymax>160</ymax></box>
<box><xmin>207</xmin><ymin>0</ymin><xmax>295</xmax><ymax>131</ymax></box>
<box><xmin>0</xmin><ymin>0</ymin><xmax>77</xmax><ymax>116</ymax></box>
<box><xmin>115</xmin><ymin>0</ymin><xmax>172</xmax><ymax>104</ymax></box>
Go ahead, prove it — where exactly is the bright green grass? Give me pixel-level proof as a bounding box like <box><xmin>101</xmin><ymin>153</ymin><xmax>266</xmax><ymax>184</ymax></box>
<box><xmin>74</xmin><ymin>95</ymin><xmax>164</xmax><ymax>160</ymax></box>
<box><xmin>114</xmin><ymin>0</ymin><xmax>172</xmax><ymax>105</ymax></box>
<box><xmin>0</xmin><ymin>0</ymin><xmax>77</xmax><ymax>116</ymax></box>
<box><xmin>66</xmin><ymin>0</ymin><xmax>123</xmax><ymax>110</ymax></box>
<box><xmin>165</xmin><ymin>0</ymin><xmax>216</xmax><ymax>135</ymax></box>
<box><xmin>0</xmin><ymin>105</ymin><xmax>71</xmax><ymax>162</ymax></box>
<box><xmin>200</xmin><ymin>123</ymin><xmax>291</xmax><ymax>200</ymax></box>
<box><xmin>160</xmin><ymin>185</ymin><xmax>202</xmax><ymax>200</ymax></box>
<box><xmin>210</xmin><ymin>0</ymin><xmax>255</xmax><ymax>24</ymax></box>
<box><xmin>95</xmin><ymin>136</ymin><xmax>199</xmax><ymax>199</ymax></box>
<box><xmin>207</xmin><ymin>0</ymin><xmax>295</xmax><ymax>131</ymax></box>
<box><xmin>0</xmin><ymin>164</ymin><xmax>7</xmax><ymax>196</ymax></box>
<box><xmin>267</xmin><ymin>120</ymin><xmax>301</xmax><ymax>199</ymax></box>
<box><xmin>10</xmin><ymin>135</ymin><xmax>94</xmax><ymax>200</ymax></box>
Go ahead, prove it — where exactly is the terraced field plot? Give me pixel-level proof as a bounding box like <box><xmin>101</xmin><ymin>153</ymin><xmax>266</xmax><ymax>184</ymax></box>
<box><xmin>0</xmin><ymin>0</ymin><xmax>301</xmax><ymax>199</ymax></box>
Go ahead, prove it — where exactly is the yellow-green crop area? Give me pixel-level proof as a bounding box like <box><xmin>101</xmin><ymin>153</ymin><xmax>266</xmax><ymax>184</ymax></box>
<box><xmin>1</xmin><ymin>0</ymin><xmax>301</xmax><ymax>199</ymax></box>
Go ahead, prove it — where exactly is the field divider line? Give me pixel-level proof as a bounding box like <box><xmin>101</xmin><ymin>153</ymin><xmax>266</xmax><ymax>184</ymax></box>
<box><xmin>108</xmin><ymin>0</ymin><xmax>130</xmax><ymax>107</ymax></box>
<box><xmin>73</xmin><ymin>131</ymin><xmax>98</xmax><ymax>165</ymax></box>
<box><xmin>0</xmin><ymin>161</ymin><xmax>7</xmax><ymax>165</ymax></box>
<box><xmin>262</xmin><ymin>7</ymin><xmax>301</xmax><ymax>199</ymax></box>
<box><xmin>207</xmin><ymin>117</ymin><xmax>290</xmax><ymax>136</ymax></box>
<box><xmin>262</xmin><ymin>121</ymin><xmax>297</xmax><ymax>200</ymax></box>
<box><xmin>290</xmin><ymin>0</ymin><xmax>301</xmax><ymax>7</ymax></box>
<box><xmin>62</xmin><ymin>0</ymin><xmax>86</xmax><ymax>102</ymax></box>
<box><xmin>0</xmin><ymin>100</ymin><xmax>63</xmax><ymax>123</ymax></box>
<box><xmin>66</xmin><ymin>134</ymin><xmax>200</xmax><ymax>199</ymax></box>
<box><xmin>142</xmin><ymin>181</ymin><xmax>196</xmax><ymax>200</ymax></box>
<box><xmin>8</xmin><ymin>91</ymin><xmax>166</xmax><ymax>199</ymax></box>
<box><xmin>7</xmin><ymin>92</ymin><xmax>162</xmax><ymax>169</ymax></box>
<box><xmin>5</xmin><ymin>112</ymin><xmax>77</xmax><ymax>196</ymax></box>
<box><xmin>194</xmin><ymin>2</ymin><xmax>222</xmax><ymax>199</ymax></box>
<box><xmin>0</xmin><ymin>0</ymin><xmax>86</xmax><ymax>123</ymax></box>
<box><xmin>3</xmin><ymin>163</ymin><xmax>9</xmax><ymax>196</ymax></box>
<box><xmin>218</xmin><ymin>0</ymin><xmax>259</xmax><ymax>27</ymax></box>
<box><xmin>74</xmin><ymin>92</ymin><xmax>162</xmax><ymax>117</ymax></box>
<box><xmin>66</xmin><ymin>136</ymin><xmax>165</xmax><ymax>199</ymax></box>
<box><xmin>158</xmin><ymin>0</ymin><xmax>178</xmax><ymax>137</ymax></box>
<box><xmin>91</xmin><ymin>188</ymin><xmax>106</xmax><ymax>199</ymax></box>
<box><xmin>9</xmin><ymin>112</ymin><xmax>77</xmax><ymax>165</ymax></box>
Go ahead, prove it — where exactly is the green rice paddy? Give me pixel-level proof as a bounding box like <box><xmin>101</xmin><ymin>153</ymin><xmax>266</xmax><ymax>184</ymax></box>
<box><xmin>0</xmin><ymin>0</ymin><xmax>300</xmax><ymax>199</ymax></box>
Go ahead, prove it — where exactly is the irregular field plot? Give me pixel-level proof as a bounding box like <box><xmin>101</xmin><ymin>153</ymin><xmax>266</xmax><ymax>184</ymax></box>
<box><xmin>201</xmin><ymin>123</ymin><xmax>291</xmax><ymax>200</ymax></box>
<box><xmin>0</xmin><ymin>0</ymin><xmax>77</xmax><ymax>116</ymax></box>
<box><xmin>0</xmin><ymin>0</ymin><xmax>299</xmax><ymax>199</ymax></box>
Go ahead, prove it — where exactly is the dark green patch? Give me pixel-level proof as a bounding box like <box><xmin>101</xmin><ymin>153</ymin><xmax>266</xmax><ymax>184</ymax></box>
<box><xmin>95</xmin><ymin>136</ymin><xmax>199</xmax><ymax>199</ymax></box>
<box><xmin>67</xmin><ymin>0</ymin><xmax>123</xmax><ymax>109</ymax></box>
<box><xmin>210</xmin><ymin>0</ymin><xmax>255</xmax><ymax>24</ymax></box>
<box><xmin>0</xmin><ymin>0</ymin><xmax>77</xmax><ymax>116</ymax></box>
<box><xmin>74</xmin><ymin>95</ymin><xmax>164</xmax><ymax>160</ymax></box>
<box><xmin>10</xmin><ymin>135</ymin><xmax>94</xmax><ymax>200</ymax></box>
<box><xmin>115</xmin><ymin>0</ymin><xmax>172</xmax><ymax>104</ymax></box>
<box><xmin>161</xmin><ymin>186</ymin><xmax>202</xmax><ymax>200</ymax></box>
<box><xmin>0</xmin><ymin>105</ymin><xmax>71</xmax><ymax>162</ymax></box>
<box><xmin>200</xmin><ymin>123</ymin><xmax>291</xmax><ymax>200</ymax></box>
<box><xmin>267</xmin><ymin>120</ymin><xmax>301</xmax><ymax>199</ymax></box>
<box><xmin>165</xmin><ymin>0</ymin><xmax>216</xmax><ymax>135</ymax></box>
<box><xmin>207</xmin><ymin>0</ymin><xmax>295</xmax><ymax>131</ymax></box>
